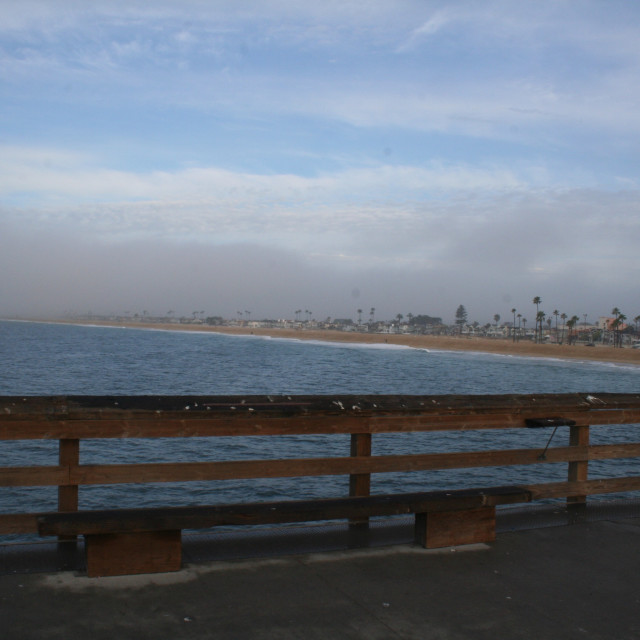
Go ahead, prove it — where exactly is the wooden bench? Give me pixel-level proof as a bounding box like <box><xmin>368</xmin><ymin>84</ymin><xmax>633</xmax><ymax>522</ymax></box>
<box><xmin>38</xmin><ymin>485</ymin><xmax>531</xmax><ymax>577</ymax></box>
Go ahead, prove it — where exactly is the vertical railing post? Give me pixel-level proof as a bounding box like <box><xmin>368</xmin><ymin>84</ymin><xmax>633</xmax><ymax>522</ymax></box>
<box><xmin>567</xmin><ymin>424</ymin><xmax>589</xmax><ymax>508</ymax></box>
<box><xmin>58</xmin><ymin>438</ymin><xmax>80</xmax><ymax>558</ymax></box>
<box><xmin>349</xmin><ymin>433</ymin><xmax>371</xmax><ymax>529</ymax></box>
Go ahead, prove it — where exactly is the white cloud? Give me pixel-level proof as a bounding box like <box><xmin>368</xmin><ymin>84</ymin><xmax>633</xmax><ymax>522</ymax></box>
<box><xmin>3</xmin><ymin>1</ymin><xmax>640</xmax><ymax>144</ymax></box>
<box><xmin>0</xmin><ymin>144</ymin><xmax>528</xmax><ymax>207</ymax></box>
<box><xmin>3</xmin><ymin>149</ymin><xmax>639</xmax><ymax>286</ymax></box>
<box><xmin>396</xmin><ymin>9</ymin><xmax>453</xmax><ymax>51</ymax></box>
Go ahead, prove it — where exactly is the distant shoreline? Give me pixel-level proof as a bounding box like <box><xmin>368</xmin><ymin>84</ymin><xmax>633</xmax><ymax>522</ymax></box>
<box><xmin>17</xmin><ymin>318</ymin><xmax>640</xmax><ymax>367</ymax></box>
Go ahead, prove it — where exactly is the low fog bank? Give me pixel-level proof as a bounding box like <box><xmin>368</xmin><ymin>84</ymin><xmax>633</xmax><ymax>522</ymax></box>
<box><xmin>1</xmin><ymin>228</ymin><xmax>633</xmax><ymax>325</ymax></box>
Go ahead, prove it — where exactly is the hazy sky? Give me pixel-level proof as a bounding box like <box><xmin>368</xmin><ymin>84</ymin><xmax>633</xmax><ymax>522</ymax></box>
<box><xmin>2</xmin><ymin>1</ymin><xmax>639</xmax><ymax>324</ymax></box>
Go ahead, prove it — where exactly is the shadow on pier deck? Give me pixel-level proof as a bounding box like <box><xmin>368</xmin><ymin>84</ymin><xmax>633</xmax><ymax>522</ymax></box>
<box><xmin>1</xmin><ymin>500</ymin><xmax>639</xmax><ymax>639</ymax></box>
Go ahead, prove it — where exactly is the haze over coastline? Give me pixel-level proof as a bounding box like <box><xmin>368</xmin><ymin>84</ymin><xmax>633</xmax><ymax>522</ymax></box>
<box><xmin>2</xmin><ymin>2</ymin><xmax>639</xmax><ymax>322</ymax></box>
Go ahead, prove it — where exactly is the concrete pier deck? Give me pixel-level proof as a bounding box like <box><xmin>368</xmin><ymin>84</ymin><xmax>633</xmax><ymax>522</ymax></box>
<box><xmin>1</xmin><ymin>506</ymin><xmax>639</xmax><ymax>639</ymax></box>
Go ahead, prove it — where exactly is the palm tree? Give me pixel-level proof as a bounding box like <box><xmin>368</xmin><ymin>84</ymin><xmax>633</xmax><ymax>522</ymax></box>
<box><xmin>553</xmin><ymin>310</ymin><xmax>559</xmax><ymax>343</ymax></box>
<box><xmin>610</xmin><ymin>307</ymin><xmax>629</xmax><ymax>347</ymax></box>
<box><xmin>516</xmin><ymin>313</ymin><xmax>522</xmax><ymax>341</ymax></box>
<box><xmin>511</xmin><ymin>308</ymin><xmax>517</xmax><ymax>342</ymax></box>
<box><xmin>567</xmin><ymin>315</ymin><xmax>580</xmax><ymax>345</ymax></box>
<box><xmin>357</xmin><ymin>309</ymin><xmax>363</xmax><ymax>325</ymax></box>
<box><xmin>532</xmin><ymin>297</ymin><xmax>542</xmax><ymax>342</ymax></box>
<box><xmin>619</xmin><ymin>314</ymin><xmax>627</xmax><ymax>345</ymax></box>
<box><xmin>573</xmin><ymin>315</ymin><xmax>581</xmax><ymax>343</ymax></box>
<box><xmin>566</xmin><ymin>316</ymin><xmax>575</xmax><ymax>345</ymax></box>
<box><xmin>614</xmin><ymin>313</ymin><xmax>627</xmax><ymax>347</ymax></box>
<box><xmin>560</xmin><ymin>313</ymin><xmax>567</xmax><ymax>344</ymax></box>
<box><xmin>536</xmin><ymin>311</ymin><xmax>546</xmax><ymax>342</ymax></box>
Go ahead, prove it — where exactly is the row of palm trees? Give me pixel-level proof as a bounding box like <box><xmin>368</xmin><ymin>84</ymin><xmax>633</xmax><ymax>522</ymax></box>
<box><xmin>294</xmin><ymin>310</ymin><xmax>314</xmax><ymax>323</ymax></box>
<box><xmin>507</xmin><ymin>303</ymin><xmax>580</xmax><ymax>345</ymax></box>
<box><xmin>505</xmin><ymin>299</ymin><xmax>637</xmax><ymax>347</ymax></box>
<box><xmin>356</xmin><ymin>308</ymin><xmax>376</xmax><ymax>325</ymax></box>
<box><xmin>610</xmin><ymin>307</ymin><xmax>631</xmax><ymax>348</ymax></box>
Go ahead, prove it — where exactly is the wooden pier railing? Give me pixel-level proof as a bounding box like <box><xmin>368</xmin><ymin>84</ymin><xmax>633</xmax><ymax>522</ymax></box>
<box><xmin>2</xmin><ymin>393</ymin><xmax>640</xmax><ymax>574</ymax></box>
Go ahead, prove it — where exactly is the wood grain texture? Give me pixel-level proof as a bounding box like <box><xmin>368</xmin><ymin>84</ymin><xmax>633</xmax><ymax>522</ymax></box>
<box><xmin>3</xmin><ymin>393</ymin><xmax>640</xmax><ymax>439</ymax></box>
<box><xmin>415</xmin><ymin>507</ymin><xmax>496</xmax><ymax>548</ymax></box>
<box><xmin>85</xmin><ymin>531</ymin><xmax>181</xmax><ymax>577</ymax></box>
<box><xmin>37</xmin><ymin>486</ymin><xmax>531</xmax><ymax>536</ymax></box>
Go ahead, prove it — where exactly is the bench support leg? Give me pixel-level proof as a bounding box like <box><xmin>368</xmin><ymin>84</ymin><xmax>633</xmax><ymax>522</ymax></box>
<box><xmin>414</xmin><ymin>507</ymin><xmax>496</xmax><ymax>548</ymax></box>
<box><xmin>85</xmin><ymin>531</ymin><xmax>182</xmax><ymax>577</ymax></box>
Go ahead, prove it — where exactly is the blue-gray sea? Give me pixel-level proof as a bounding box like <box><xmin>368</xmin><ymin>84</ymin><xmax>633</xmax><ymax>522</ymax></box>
<box><xmin>2</xmin><ymin>319</ymin><xmax>640</xmax><ymax>538</ymax></box>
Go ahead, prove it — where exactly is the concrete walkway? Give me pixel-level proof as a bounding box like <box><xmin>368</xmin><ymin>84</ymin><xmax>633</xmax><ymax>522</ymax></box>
<box><xmin>1</xmin><ymin>515</ymin><xmax>640</xmax><ymax>639</ymax></box>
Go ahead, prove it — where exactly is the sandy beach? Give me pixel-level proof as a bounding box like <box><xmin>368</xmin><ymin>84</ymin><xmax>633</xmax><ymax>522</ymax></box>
<box><xmin>40</xmin><ymin>319</ymin><xmax>640</xmax><ymax>367</ymax></box>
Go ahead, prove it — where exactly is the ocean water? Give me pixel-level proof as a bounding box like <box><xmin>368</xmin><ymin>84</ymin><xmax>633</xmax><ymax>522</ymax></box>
<box><xmin>3</xmin><ymin>319</ymin><xmax>640</xmax><ymax>397</ymax></box>
<box><xmin>2</xmin><ymin>319</ymin><xmax>640</xmax><ymax>534</ymax></box>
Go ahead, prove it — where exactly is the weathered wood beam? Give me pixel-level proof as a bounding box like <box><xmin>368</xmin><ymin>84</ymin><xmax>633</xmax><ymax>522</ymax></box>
<box><xmin>3</xmin><ymin>443</ymin><xmax>640</xmax><ymax>487</ymax></box>
<box><xmin>567</xmin><ymin>425</ymin><xmax>589</xmax><ymax>506</ymax></box>
<box><xmin>37</xmin><ymin>486</ymin><xmax>531</xmax><ymax>536</ymax></box>
<box><xmin>2</xmin><ymin>408</ymin><xmax>640</xmax><ymax>440</ymax></box>
<box><xmin>0</xmin><ymin>513</ymin><xmax>40</xmax><ymax>535</ymax></box>
<box><xmin>526</xmin><ymin>475</ymin><xmax>640</xmax><ymax>500</ymax></box>
<box><xmin>0</xmin><ymin>466</ymin><xmax>68</xmax><ymax>487</ymax></box>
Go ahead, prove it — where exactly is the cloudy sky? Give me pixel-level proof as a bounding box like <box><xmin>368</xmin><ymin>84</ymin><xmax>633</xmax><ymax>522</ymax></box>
<box><xmin>1</xmin><ymin>1</ymin><xmax>639</xmax><ymax>324</ymax></box>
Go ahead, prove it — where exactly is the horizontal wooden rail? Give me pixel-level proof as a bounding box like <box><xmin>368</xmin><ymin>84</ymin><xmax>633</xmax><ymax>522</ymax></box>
<box><xmin>526</xmin><ymin>476</ymin><xmax>640</xmax><ymax>500</ymax></box>
<box><xmin>2</xmin><ymin>393</ymin><xmax>640</xmax><ymax>440</ymax></box>
<box><xmin>0</xmin><ymin>466</ymin><xmax>69</xmax><ymax>487</ymax></box>
<box><xmin>3</xmin><ymin>443</ymin><xmax>640</xmax><ymax>488</ymax></box>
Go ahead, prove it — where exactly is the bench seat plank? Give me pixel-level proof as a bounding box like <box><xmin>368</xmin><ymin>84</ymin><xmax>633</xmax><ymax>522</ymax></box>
<box><xmin>38</xmin><ymin>486</ymin><xmax>530</xmax><ymax>537</ymax></box>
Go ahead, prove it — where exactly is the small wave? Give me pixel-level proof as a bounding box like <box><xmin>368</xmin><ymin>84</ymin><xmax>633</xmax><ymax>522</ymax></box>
<box><xmin>211</xmin><ymin>331</ymin><xmax>417</xmax><ymax>352</ymax></box>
